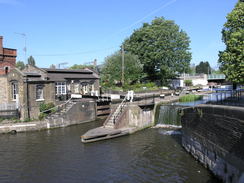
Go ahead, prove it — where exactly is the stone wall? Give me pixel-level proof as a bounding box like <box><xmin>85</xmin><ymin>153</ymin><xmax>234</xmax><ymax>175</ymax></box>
<box><xmin>26</xmin><ymin>82</ymin><xmax>56</xmax><ymax>119</ymax></box>
<box><xmin>62</xmin><ymin>100</ymin><xmax>96</xmax><ymax>124</ymax></box>
<box><xmin>7</xmin><ymin>69</ymin><xmax>28</xmax><ymax>119</ymax></box>
<box><xmin>0</xmin><ymin>76</ymin><xmax>8</xmax><ymax>104</ymax></box>
<box><xmin>114</xmin><ymin>104</ymin><xmax>154</xmax><ymax>131</ymax></box>
<box><xmin>181</xmin><ymin>105</ymin><xmax>244</xmax><ymax>183</ymax></box>
<box><xmin>0</xmin><ymin>100</ymin><xmax>97</xmax><ymax>133</ymax></box>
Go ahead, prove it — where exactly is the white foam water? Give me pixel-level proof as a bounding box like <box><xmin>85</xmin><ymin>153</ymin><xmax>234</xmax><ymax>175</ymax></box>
<box><xmin>158</xmin><ymin>130</ymin><xmax>182</xmax><ymax>135</ymax></box>
<box><xmin>152</xmin><ymin>124</ymin><xmax>182</xmax><ymax>129</ymax></box>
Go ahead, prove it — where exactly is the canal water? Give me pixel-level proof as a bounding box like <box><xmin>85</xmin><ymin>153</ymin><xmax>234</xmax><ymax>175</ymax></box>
<box><xmin>157</xmin><ymin>92</ymin><xmax>233</xmax><ymax>127</ymax></box>
<box><xmin>0</xmin><ymin>118</ymin><xmax>220</xmax><ymax>183</ymax></box>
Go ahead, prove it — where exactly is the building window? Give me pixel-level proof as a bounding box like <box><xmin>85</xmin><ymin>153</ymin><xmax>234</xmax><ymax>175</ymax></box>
<box><xmin>55</xmin><ymin>82</ymin><xmax>66</xmax><ymax>95</ymax></box>
<box><xmin>36</xmin><ymin>85</ymin><xmax>44</xmax><ymax>100</ymax></box>
<box><xmin>11</xmin><ymin>82</ymin><xmax>18</xmax><ymax>100</ymax></box>
<box><xmin>4</xmin><ymin>66</ymin><xmax>9</xmax><ymax>74</ymax></box>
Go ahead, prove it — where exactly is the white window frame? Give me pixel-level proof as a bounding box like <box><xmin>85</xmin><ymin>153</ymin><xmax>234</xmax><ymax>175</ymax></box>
<box><xmin>11</xmin><ymin>82</ymin><xmax>18</xmax><ymax>101</ymax></box>
<box><xmin>36</xmin><ymin>85</ymin><xmax>44</xmax><ymax>101</ymax></box>
<box><xmin>55</xmin><ymin>82</ymin><xmax>67</xmax><ymax>95</ymax></box>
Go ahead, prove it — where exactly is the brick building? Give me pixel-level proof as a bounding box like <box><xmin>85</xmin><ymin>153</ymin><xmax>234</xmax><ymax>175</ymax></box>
<box><xmin>0</xmin><ymin>36</ymin><xmax>17</xmax><ymax>106</ymax></box>
<box><xmin>0</xmin><ymin>36</ymin><xmax>17</xmax><ymax>75</ymax></box>
<box><xmin>5</xmin><ymin>65</ymin><xmax>100</xmax><ymax>119</ymax></box>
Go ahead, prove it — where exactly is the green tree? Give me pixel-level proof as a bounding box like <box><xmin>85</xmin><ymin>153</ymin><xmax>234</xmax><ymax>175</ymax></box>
<box><xmin>69</xmin><ymin>64</ymin><xmax>95</xmax><ymax>70</ymax></box>
<box><xmin>195</xmin><ymin>61</ymin><xmax>211</xmax><ymax>74</ymax></box>
<box><xmin>218</xmin><ymin>1</ymin><xmax>244</xmax><ymax>84</ymax></box>
<box><xmin>123</xmin><ymin>17</ymin><xmax>191</xmax><ymax>84</ymax></box>
<box><xmin>16</xmin><ymin>61</ymin><xmax>25</xmax><ymax>70</ymax></box>
<box><xmin>101</xmin><ymin>51</ymin><xmax>143</xmax><ymax>87</ymax></box>
<box><xmin>27</xmin><ymin>56</ymin><xmax>36</xmax><ymax>66</ymax></box>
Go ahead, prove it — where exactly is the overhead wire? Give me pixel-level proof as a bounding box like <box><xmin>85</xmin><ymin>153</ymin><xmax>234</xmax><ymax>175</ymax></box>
<box><xmin>32</xmin><ymin>0</ymin><xmax>177</xmax><ymax>57</ymax></box>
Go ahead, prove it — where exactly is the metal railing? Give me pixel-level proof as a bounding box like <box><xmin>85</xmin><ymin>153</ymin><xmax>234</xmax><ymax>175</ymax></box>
<box><xmin>40</xmin><ymin>97</ymin><xmax>73</xmax><ymax>115</ymax></box>
<box><xmin>208</xmin><ymin>89</ymin><xmax>244</xmax><ymax>106</ymax></box>
<box><xmin>112</xmin><ymin>96</ymin><xmax>127</xmax><ymax>124</ymax></box>
<box><xmin>104</xmin><ymin>96</ymin><xmax>128</xmax><ymax>126</ymax></box>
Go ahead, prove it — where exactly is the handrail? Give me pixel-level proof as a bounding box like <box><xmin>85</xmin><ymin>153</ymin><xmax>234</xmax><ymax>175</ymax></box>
<box><xmin>104</xmin><ymin>96</ymin><xmax>128</xmax><ymax>126</ymax></box>
<box><xmin>112</xmin><ymin>96</ymin><xmax>127</xmax><ymax>124</ymax></box>
<box><xmin>40</xmin><ymin>97</ymin><xmax>73</xmax><ymax>114</ymax></box>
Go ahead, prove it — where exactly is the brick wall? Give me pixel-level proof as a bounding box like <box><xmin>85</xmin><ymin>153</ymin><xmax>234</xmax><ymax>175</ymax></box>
<box><xmin>26</xmin><ymin>82</ymin><xmax>56</xmax><ymax>119</ymax></box>
<box><xmin>181</xmin><ymin>105</ymin><xmax>244</xmax><ymax>183</ymax></box>
<box><xmin>0</xmin><ymin>36</ymin><xmax>17</xmax><ymax>75</ymax></box>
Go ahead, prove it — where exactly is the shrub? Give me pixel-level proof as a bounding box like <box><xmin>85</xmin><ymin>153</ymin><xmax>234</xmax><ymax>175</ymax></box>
<box><xmin>39</xmin><ymin>102</ymin><xmax>56</xmax><ymax>121</ymax></box>
<box><xmin>39</xmin><ymin>102</ymin><xmax>55</xmax><ymax>113</ymax></box>
<box><xmin>38</xmin><ymin>113</ymin><xmax>47</xmax><ymax>121</ymax></box>
<box><xmin>184</xmin><ymin>80</ymin><xmax>193</xmax><ymax>86</ymax></box>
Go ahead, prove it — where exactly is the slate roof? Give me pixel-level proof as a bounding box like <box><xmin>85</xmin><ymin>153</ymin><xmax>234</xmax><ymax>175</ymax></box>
<box><xmin>42</xmin><ymin>68</ymin><xmax>92</xmax><ymax>74</ymax></box>
<box><xmin>19</xmin><ymin>67</ymin><xmax>99</xmax><ymax>82</ymax></box>
<box><xmin>42</xmin><ymin>68</ymin><xmax>99</xmax><ymax>82</ymax></box>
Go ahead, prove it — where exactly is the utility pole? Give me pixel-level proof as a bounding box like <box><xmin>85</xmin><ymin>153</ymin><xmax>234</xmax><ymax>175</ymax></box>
<box><xmin>121</xmin><ymin>44</ymin><xmax>125</xmax><ymax>86</ymax></box>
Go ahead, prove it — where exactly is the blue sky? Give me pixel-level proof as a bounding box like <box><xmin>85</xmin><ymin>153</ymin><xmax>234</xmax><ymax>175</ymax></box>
<box><xmin>0</xmin><ymin>0</ymin><xmax>237</xmax><ymax>69</ymax></box>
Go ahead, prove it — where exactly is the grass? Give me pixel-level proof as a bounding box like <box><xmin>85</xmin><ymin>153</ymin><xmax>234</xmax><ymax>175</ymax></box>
<box><xmin>179</xmin><ymin>94</ymin><xmax>203</xmax><ymax>102</ymax></box>
<box><xmin>104</xmin><ymin>82</ymin><xmax>162</xmax><ymax>92</ymax></box>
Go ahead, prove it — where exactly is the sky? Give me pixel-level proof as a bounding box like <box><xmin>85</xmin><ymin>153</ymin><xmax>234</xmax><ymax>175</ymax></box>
<box><xmin>0</xmin><ymin>0</ymin><xmax>237</xmax><ymax>69</ymax></box>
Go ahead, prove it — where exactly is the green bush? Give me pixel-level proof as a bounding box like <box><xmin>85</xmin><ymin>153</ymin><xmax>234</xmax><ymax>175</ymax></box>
<box><xmin>39</xmin><ymin>102</ymin><xmax>55</xmax><ymax>113</ymax></box>
<box><xmin>38</xmin><ymin>113</ymin><xmax>47</xmax><ymax>121</ymax></box>
<box><xmin>184</xmin><ymin>80</ymin><xmax>193</xmax><ymax>86</ymax></box>
<box><xmin>39</xmin><ymin>102</ymin><xmax>56</xmax><ymax>121</ymax></box>
<box><xmin>179</xmin><ymin>94</ymin><xmax>203</xmax><ymax>102</ymax></box>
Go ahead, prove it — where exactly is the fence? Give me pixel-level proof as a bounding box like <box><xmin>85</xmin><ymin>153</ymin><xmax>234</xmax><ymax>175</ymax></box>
<box><xmin>209</xmin><ymin>89</ymin><xmax>244</xmax><ymax>107</ymax></box>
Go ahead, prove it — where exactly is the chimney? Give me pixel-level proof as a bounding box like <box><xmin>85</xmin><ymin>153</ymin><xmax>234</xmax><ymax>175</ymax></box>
<box><xmin>0</xmin><ymin>36</ymin><xmax>3</xmax><ymax>55</ymax></box>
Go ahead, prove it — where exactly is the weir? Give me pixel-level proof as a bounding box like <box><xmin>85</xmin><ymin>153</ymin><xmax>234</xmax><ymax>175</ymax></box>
<box><xmin>157</xmin><ymin>105</ymin><xmax>183</xmax><ymax>126</ymax></box>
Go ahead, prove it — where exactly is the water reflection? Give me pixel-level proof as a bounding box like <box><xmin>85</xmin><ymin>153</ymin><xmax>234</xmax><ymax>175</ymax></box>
<box><xmin>0</xmin><ymin>119</ymin><xmax>220</xmax><ymax>183</ymax></box>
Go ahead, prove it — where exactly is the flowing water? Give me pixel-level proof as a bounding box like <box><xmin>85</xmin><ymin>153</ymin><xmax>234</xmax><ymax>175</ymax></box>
<box><xmin>0</xmin><ymin>93</ymin><xmax>229</xmax><ymax>183</ymax></box>
<box><xmin>0</xmin><ymin>119</ymin><xmax>220</xmax><ymax>183</ymax></box>
<box><xmin>157</xmin><ymin>92</ymin><xmax>233</xmax><ymax>127</ymax></box>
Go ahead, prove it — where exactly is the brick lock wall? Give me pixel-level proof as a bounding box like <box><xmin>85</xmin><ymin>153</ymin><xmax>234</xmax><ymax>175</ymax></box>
<box><xmin>181</xmin><ymin>105</ymin><xmax>244</xmax><ymax>183</ymax></box>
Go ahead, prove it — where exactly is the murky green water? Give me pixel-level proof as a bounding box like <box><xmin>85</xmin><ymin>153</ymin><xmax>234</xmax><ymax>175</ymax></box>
<box><xmin>0</xmin><ymin>119</ymin><xmax>220</xmax><ymax>183</ymax></box>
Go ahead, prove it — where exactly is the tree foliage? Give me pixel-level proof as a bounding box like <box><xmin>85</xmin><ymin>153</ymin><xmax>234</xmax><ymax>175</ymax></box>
<box><xmin>101</xmin><ymin>51</ymin><xmax>143</xmax><ymax>87</ymax></box>
<box><xmin>123</xmin><ymin>17</ymin><xmax>191</xmax><ymax>84</ymax></box>
<box><xmin>16</xmin><ymin>61</ymin><xmax>25</xmax><ymax>70</ymax></box>
<box><xmin>184</xmin><ymin>80</ymin><xmax>193</xmax><ymax>86</ymax></box>
<box><xmin>218</xmin><ymin>1</ymin><xmax>244</xmax><ymax>84</ymax></box>
<box><xmin>27</xmin><ymin>56</ymin><xmax>36</xmax><ymax>66</ymax></box>
<box><xmin>195</xmin><ymin>61</ymin><xmax>211</xmax><ymax>74</ymax></box>
<box><xmin>69</xmin><ymin>64</ymin><xmax>95</xmax><ymax>70</ymax></box>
